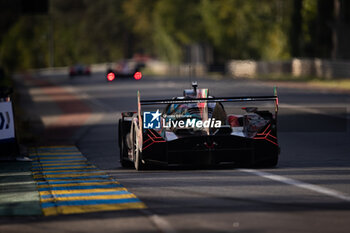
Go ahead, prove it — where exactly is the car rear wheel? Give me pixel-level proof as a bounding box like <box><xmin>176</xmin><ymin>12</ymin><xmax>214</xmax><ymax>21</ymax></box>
<box><xmin>120</xmin><ymin>140</ymin><xmax>133</xmax><ymax>168</ymax></box>
<box><xmin>119</xmin><ymin>119</ymin><xmax>133</xmax><ymax>168</ymax></box>
<box><xmin>134</xmin><ymin>147</ymin><xmax>144</xmax><ymax>171</ymax></box>
<box><xmin>132</xmin><ymin>129</ymin><xmax>144</xmax><ymax>171</ymax></box>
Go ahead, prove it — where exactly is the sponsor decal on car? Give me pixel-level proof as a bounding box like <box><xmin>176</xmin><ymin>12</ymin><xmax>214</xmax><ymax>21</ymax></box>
<box><xmin>143</xmin><ymin>110</ymin><xmax>162</xmax><ymax>129</ymax></box>
<box><xmin>143</xmin><ymin>109</ymin><xmax>221</xmax><ymax>129</ymax></box>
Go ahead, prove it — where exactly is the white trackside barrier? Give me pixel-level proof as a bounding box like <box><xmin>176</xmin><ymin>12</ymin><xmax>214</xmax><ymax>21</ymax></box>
<box><xmin>0</xmin><ymin>88</ymin><xmax>20</xmax><ymax>159</ymax></box>
<box><xmin>0</xmin><ymin>101</ymin><xmax>15</xmax><ymax>141</ymax></box>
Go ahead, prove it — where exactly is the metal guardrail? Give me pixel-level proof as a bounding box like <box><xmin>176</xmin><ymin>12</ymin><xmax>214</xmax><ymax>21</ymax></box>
<box><xmin>227</xmin><ymin>59</ymin><xmax>350</xmax><ymax>79</ymax></box>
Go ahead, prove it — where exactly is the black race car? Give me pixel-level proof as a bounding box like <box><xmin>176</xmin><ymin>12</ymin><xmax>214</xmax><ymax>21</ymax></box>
<box><xmin>106</xmin><ymin>60</ymin><xmax>144</xmax><ymax>81</ymax></box>
<box><xmin>118</xmin><ymin>82</ymin><xmax>280</xmax><ymax>170</ymax></box>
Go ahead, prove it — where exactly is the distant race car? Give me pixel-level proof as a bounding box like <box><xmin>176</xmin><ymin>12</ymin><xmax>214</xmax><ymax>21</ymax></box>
<box><xmin>69</xmin><ymin>64</ymin><xmax>91</xmax><ymax>77</ymax></box>
<box><xmin>118</xmin><ymin>82</ymin><xmax>280</xmax><ymax>170</ymax></box>
<box><xmin>106</xmin><ymin>60</ymin><xmax>144</xmax><ymax>81</ymax></box>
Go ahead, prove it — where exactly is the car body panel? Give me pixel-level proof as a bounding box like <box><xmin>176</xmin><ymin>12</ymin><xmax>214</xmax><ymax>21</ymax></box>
<box><xmin>119</xmin><ymin>84</ymin><xmax>279</xmax><ymax>169</ymax></box>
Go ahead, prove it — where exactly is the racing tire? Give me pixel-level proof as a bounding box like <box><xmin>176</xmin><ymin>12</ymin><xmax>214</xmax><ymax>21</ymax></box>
<box><xmin>119</xmin><ymin>119</ymin><xmax>133</xmax><ymax>168</ymax></box>
<box><xmin>134</xmin><ymin>147</ymin><xmax>144</xmax><ymax>171</ymax></box>
<box><xmin>132</xmin><ymin>128</ymin><xmax>145</xmax><ymax>171</ymax></box>
<box><xmin>120</xmin><ymin>141</ymin><xmax>134</xmax><ymax>168</ymax></box>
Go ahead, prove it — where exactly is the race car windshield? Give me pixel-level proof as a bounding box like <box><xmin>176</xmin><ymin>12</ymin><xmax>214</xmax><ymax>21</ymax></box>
<box><xmin>164</xmin><ymin>103</ymin><xmax>213</xmax><ymax>119</ymax></box>
<box><xmin>162</xmin><ymin>102</ymin><xmax>226</xmax><ymax>130</ymax></box>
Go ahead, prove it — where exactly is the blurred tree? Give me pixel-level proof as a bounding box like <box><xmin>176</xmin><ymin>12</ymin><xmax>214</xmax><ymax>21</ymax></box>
<box><xmin>330</xmin><ymin>0</ymin><xmax>350</xmax><ymax>59</ymax></box>
<box><xmin>300</xmin><ymin>0</ymin><xmax>333</xmax><ymax>58</ymax></box>
<box><xmin>338</xmin><ymin>0</ymin><xmax>350</xmax><ymax>59</ymax></box>
<box><xmin>1</xmin><ymin>0</ymin><xmax>349</xmax><ymax>71</ymax></box>
<box><xmin>52</xmin><ymin>0</ymin><xmax>127</xmax><ymax>65</ymax></box>
<box><xmin>199</xmin><ymin>0</ymin><xmax>291</xmax><ymax>61</ymax></box>
<box><xmin>0</xmin><ymin>17</ymin><xmax>48</xmax><ymax>71</ymax></box>
<box><xmin>290</xmin><ymin>0</ymin><xmax>302</xmax><ymax>57</ymax></box>
<box><xmin>0</xmin><ymin>0</ymin><xmax>21</xmax><ymax>45</ymax></box>
<box><xmin>152</xmin><ymin>0</ymin><xmax>203</xmax><ymax>63</ymax></box>
<box><xmin>122</xmin><ymin>0</ymin><xmax>157</xmax><ymax>55</ymax></box>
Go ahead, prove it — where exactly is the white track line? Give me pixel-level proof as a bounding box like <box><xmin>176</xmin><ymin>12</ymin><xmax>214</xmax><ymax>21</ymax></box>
<box><xmin>240</xmin><ymin>169</ymin><xmax>350</xmax><ymax>202</ymax></box>
<box><xmin>141</xmin><ymin>209</ymin><xmax>176</xmax><ymax>233</ymax></box>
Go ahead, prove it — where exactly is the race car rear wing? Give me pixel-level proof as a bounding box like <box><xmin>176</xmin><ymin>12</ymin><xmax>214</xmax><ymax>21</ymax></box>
<box><xmin>140</xmin><ymin>95</ymin><xmax>277</xmax><ymax>105</ymax></box>
<box><xmin>140</xmin><ymin>85</ymin><xmax>278</xmax><ymax>110</ymax></box>
<box><xmin>136</xmin><ymin>87</ymin><xmax>279</xmax><ymax>131</ymax></box>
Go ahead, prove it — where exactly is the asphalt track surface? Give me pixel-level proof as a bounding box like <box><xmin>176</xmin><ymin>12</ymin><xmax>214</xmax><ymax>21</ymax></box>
<box><xmin>1</xmin><ymin>72</ymin><xmax>350</xmax><ymax>233</ymax></box>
